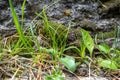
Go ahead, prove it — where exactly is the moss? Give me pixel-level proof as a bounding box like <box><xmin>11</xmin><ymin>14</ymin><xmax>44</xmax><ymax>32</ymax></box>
<box><xmin>48</xmin><ymin>21</ymin><xmax>68</xmax><ymax>39</ymax></box>
<box><xmin>48</xmin><ymin>21</ymin><xmax>67</xmax><ymax>32</ymax></box>
<box><xmin>73</xmin><ymin>27</ymin><xmax>81</xmax><ymax>39</ymax></box>
<box><xmin>48</xmin><ymin>22</ymin><xmax>83</xmax><ymax>41</ymax></box>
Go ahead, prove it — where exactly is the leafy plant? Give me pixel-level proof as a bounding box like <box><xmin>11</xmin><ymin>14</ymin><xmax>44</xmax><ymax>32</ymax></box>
<box><xmin>96</xmin><ymin>26</ymin><xmax>120</xmax><ymax>70</ymax></box>
<box><xmin>81</xmin><ymin>29</ymin><xmax>94</xmax><ymax>57</ymax></box>
<box><xmin>69</xmin><ymin>43</ymin><xmax>86</xmax><ymax>58</ymax></box>
<box><xmin>98</xmin><ymin>58</ymin><xmax>118</xmax><ymax>70</ymax></box>
<box><xmin>98</xmin><ymin>43</ymin><xmax>111</xmax><ymax>54</ymax></box>
<box><xmin>64</xmin><ymin>29</ymin><xmax>94</xmax><ymax>59</ymax></box>
<box><xmin>64</xmin><ymin>42</ymin><xmax>86</xmax><ymax>59</ymax></box>
<box><xmin>60</xmin><ymin>56</ymin><xmax>79</xmax><ymax>72</ymax></box>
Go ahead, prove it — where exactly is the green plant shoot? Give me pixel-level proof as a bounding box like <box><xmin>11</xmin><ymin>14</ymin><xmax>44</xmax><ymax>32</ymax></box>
<box><xmin>81</xmin><ymin>29</ymin><xmax>94</xmax><ymax>57</ymax></box>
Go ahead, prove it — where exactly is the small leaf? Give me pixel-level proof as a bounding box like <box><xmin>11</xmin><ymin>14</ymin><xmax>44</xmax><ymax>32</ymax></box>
<box><xmin>98</xmin><ymin>58</ymin><xmax>117</xmax><ymax>70</ymax></box>
<box><xmin>98</xmin><ymin>43</ymin><xmax>110</xmax><ymax>54</ymax></box>
<box><xmin>60</xmin><ymin>56</ymin><xmax>79</xmax><ymax>72</ymax></box>
<box><xmin>81</xmin><ymin>29</ymin><xmax>94</xmax><ymax>56</ymax></box>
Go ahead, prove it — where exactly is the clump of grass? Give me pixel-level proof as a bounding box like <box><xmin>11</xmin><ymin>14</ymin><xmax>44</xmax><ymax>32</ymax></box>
<box><xmin>9</xmin><ymin>0</ymin><xmax>31</xmax><ymax>49</ymax></box>
<box><xmin>36</xmin><ymin>8</ymin><xmax>71</xmax><ymax>61</ymax></box>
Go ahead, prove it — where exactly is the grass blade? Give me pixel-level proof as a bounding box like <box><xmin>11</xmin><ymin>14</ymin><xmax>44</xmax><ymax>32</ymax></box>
<box><xmin>21</xmin><ymin>0</ymin><xmax>26</xmax><ymax>27</ymax></box>
<box><xmin>9</xmin><ymin>0</ymin><xmax>30</xmax><ymax>48</ymax></box>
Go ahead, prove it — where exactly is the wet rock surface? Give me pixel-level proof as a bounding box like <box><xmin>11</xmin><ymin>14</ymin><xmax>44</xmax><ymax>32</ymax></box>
<box><xmin>0</xmin><ymin>0</ymin><xmax>120</xmax><ymax>35</ymax></box>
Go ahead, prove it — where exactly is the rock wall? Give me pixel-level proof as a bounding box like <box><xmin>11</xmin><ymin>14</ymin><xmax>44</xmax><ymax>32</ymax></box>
<box><xmin>0</xmin><ymin>0</ymin><xmax>120</xmax><ymax>38</ymax></box>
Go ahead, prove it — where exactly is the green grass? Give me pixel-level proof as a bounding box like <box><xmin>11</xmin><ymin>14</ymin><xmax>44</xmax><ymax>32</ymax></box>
<box><xmin>0</xmin><ymin>0</ymin><xmax>119</xmax><ymax>79</ymax></box>
<box><xmin>36</xmin><ymin>8</ymin><xmax>71</xmax><ymax>61</ymax></box>
<box><xmin>9</xmin><ymin>0</ymin><xmax>31</xmax><ymax>49</ymax></box>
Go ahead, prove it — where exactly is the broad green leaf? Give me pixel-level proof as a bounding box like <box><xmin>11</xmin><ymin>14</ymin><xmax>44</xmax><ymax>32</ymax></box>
<box><xmin>81</xmin><ymin>29</ymin><xmax>94</xmax><ymax>57</ymax></box>
<box><xmin>60</xmin><ymin>56</ymin><xmax>79</xmax><ymax>72</ymax></box>
<box><xmin>98</xmin><ymin>58</ymin><xmax>117</xmax><ymax>70</ymax></box>
<box><xmin>98</xmin><ymin>43</ymin><xmax>110</xmax><ymax>54</ymax></box>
